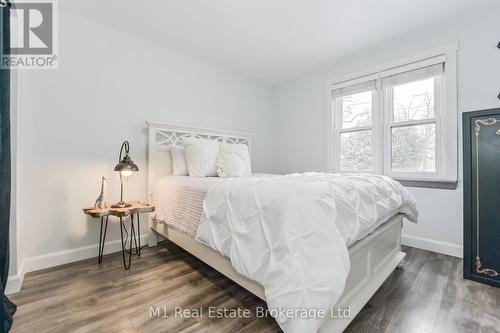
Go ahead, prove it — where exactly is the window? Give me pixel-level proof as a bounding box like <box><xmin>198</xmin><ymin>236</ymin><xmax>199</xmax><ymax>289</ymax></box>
<box><xmin>328</xmin><ymin>44</ymin><xmax>458</xmax><ymax>186</ymax></box>
<box><xmin>382</xmin><ymin>64</ymin><xmax>443</xmax><ymax>179</ymax></box>
<box><xmin>333</xmin><ymin>80</ymin><xmax>377</xmax><ymax>172</ymax></box>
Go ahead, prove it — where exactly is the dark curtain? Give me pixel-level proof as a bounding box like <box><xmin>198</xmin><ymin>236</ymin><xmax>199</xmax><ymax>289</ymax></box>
<box><xmin>0</xmin><ymin>3</ymin><xmax>16</xmax><ymax>332</ymax></box>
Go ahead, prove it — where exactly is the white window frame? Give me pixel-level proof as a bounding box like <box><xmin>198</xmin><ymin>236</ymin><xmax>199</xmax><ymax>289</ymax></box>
<box><xmin>326</xmin><ymin>43</ymin><xmax>458</xmax><ymax>186</ymax></box>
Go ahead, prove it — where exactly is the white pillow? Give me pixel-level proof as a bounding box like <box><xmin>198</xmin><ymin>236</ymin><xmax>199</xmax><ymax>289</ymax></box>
<box><xmin>216</xmin><ymin>153</ymin><xmax>247</xmax><ymax>178</ymax></box>
<box><xmin>182</xmin><ymin>137</ymin><xmax>219</xmax><ymax>177</ymax></box>
<box><xmin>170</xmin><ymin>145</ymin><xmax>188</xmax><ymax>176</ymax></box>
<box><xmin>219</xmin><ymin>142</ymin><xmax>251</xmax><ymax>175</ymax></box>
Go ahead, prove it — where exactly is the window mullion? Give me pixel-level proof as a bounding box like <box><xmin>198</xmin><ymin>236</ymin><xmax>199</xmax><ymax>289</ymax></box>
<box><xmin>334</xmin><ymin>97</ymin><xmax>342</xmax><ymax>172</ymax></box>
<box><xmin>434</xmin><ymin>72</ymin><xmax>444</xmax><ymax>180</ymax></box>
<box><xmin>383</xmin><ymin>85</ymin><xmax>392</xmax><ymax>176</ymax></box>
<box><xmin>374</xmin><ymin>80</ymin><xmax>383</xmax><ymax>174</ymax></box>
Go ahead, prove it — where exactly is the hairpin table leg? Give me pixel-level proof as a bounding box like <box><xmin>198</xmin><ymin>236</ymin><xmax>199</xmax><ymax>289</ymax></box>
<box><xmin>119</xmin><ymin>216</ymin><xmax>132</xmax><ymax>270</ymax></box>
<box><xmin>136</xmin><ymin>213</ymin><xmax>141</xmax><ymax>256</ymax></box>
<box><xmin>130</xmin><ymin>214</ymin><xmax>138</xmax><ymax>256</ymax></box>
<box><xmin>98</xmin><ymin>216</ymin><xmax>108</xmax><ymax>264</ymax></box>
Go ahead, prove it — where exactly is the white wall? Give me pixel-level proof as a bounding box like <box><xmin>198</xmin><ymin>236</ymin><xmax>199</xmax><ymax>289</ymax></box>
<box><xmin>9</xmin><ymin>8</ymin><xmax>275</xmax><ymax>289</ymax></box>
<box><xmin>273</xmin><ymin>12</ymin><xmax>500</xmax><ymax>257</ymax></box>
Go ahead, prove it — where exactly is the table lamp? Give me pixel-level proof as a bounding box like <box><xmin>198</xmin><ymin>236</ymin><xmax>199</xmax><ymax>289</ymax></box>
<box><xmin>111</xmin><ymin>141</ymin><xmax>139</xmax><ymax>208</ymax></box>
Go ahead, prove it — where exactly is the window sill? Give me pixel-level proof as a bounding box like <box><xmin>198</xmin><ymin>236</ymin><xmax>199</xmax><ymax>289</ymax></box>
<box><xmin>396</xmin><ymin>179</ymin><xmax>458</xmax><ymax>190</ymax></box>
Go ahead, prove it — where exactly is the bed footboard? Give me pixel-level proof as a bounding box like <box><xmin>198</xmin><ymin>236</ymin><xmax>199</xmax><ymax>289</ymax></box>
<box><xmin>151</xmin><ymin>214</ymin><xmax>405</xmax><ymax>332</ymax></box>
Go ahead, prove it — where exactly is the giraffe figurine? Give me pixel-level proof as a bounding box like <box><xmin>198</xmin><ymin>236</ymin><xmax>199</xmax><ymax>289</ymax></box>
<box><xmin>94</xmin><ymin>177</ymin><xmax>107</xmax><ymax>209</ymax></box>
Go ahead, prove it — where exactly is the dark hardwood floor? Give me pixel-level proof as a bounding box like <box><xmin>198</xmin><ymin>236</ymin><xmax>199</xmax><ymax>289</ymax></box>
<box><xmin>9</xmin><ymin>243</ymin><xmax>500</xmax><ymax>333</ymax></box>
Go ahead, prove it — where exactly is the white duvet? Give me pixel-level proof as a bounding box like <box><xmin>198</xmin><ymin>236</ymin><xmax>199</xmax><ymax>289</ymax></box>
<box><xmin>195</xmin><ymin>173</ymin><xmax>417</xmax><ymax>333</ymax></box>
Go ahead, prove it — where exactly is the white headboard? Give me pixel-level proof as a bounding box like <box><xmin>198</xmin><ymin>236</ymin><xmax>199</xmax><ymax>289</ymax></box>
<box><xmin>146</xmin><ymin>121</ymin><xmax>252</xmax><ymax>197</ymax></box>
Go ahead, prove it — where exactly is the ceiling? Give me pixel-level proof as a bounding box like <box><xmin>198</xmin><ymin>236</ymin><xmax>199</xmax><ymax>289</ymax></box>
<box><xmin>60</xmin><ymin>0</ymin><xmax>498</xmax><ymax>85</ymax></box>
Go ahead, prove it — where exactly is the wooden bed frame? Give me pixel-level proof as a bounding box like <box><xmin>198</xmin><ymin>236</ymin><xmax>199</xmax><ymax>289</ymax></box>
<box><xmin>146</xmin><ymin>121</ymin><xmax>405</xmax><ymax>332</ymax></box>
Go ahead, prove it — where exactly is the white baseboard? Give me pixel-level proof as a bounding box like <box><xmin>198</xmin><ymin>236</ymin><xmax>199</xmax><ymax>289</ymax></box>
<box><xmin>5</xmin><ymin>262</ymin><xmax>24</xmax><ymax>295</ymax></box>
<box><xmin>6</xmin><ymin>233</ymin><xmax>461</xmax><ymax>295</ymax></box>
<box><xmin>5</xmin><ymin>234</ymin><xmax>149</xmax><ymax>295</ymax></box>
<box><xmin>402</xmin><ymin>234</ymin><xmax>463</xmax><ymax>258</ymax></box>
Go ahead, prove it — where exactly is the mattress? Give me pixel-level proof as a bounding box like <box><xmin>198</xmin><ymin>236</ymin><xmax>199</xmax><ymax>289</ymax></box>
<box><xmin>152</xmin><ymin>173</ymin><xmax>408</xmax><ymax>246</ymax></box>
<box><xmin>152</xmin><ymin>175</ymin><xmax>221</xmax><ymax>237</ymax></box>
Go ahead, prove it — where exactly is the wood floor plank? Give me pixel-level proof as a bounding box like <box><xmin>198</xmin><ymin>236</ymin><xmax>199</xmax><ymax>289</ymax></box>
<box><xmin>9</xmin><ymin>243</ymin><xmax>500</xmax><ymax>333</ymax></box>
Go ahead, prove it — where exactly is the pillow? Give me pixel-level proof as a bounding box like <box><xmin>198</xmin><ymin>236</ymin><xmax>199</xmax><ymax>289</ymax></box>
<box><xmin>219</xmin><ymin>142</ymin><xmax>251</xmax><ymax>175</ymax></box>
<box><xmin>169</xmin><ymin>145</ymin><xmax>188</xmax><ymax>176</ymax></box>
<box><xmin>216</xmin><ymin>153</ymin><xmax>247</xmax><ymax>178</ymax></box>
<box><xmin>182</xmin><ymin>137</ymin><xmax>219</xmax><ymax>177</ymax></box>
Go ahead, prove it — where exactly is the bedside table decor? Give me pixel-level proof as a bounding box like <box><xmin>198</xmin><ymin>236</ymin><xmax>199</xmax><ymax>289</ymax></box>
<box><xmin>83</xmin><ymin>202</ymin><xmax>155</xmax><ymax>269</ymax></box>
<box><xmin>93</xmin><ymin>176</ymin><xmax>107</xmax><ymax>209</ymax></box>
<box><xmin>111</xmin><ymin>141</ymin><xmax>139</xmax><ymax>208</ymax></box>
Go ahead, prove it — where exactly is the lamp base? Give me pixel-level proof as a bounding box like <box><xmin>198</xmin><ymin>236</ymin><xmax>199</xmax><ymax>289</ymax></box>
<box><xmin>111</xmin><ymin>201</ymin><xmax>132</xmax><ymax>208</ymax></box>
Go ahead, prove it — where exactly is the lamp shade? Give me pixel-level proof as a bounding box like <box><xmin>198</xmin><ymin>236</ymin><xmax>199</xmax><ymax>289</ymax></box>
<box><xmin>114</xmin><ymin>140</ymin><xmax>138</xmax><ymax>174</ymax></box>
<box><xmin>114</xmin><ymin>154</ymin><xmax>139</xmax><ymax>173</ymax></box>
<box><xmin>111</xmin><ymin>141</ymin><xmax>138</xmax><ymax>208</ymax></box>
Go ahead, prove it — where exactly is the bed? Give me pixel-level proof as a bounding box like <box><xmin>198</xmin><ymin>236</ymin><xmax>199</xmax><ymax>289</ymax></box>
<box><xmin>146</xmin><ymin>121</ymin><xmax>417</xmax><ymax>332</ymax></box>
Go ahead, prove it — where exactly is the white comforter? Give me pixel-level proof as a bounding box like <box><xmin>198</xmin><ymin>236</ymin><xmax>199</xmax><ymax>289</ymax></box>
<box><xmin>195</xmin><ymin>173</ymin><xmax>417</xmax><ymax>333</ymax></box>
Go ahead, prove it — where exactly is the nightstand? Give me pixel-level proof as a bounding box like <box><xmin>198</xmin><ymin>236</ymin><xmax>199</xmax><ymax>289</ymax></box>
<box><xmin>83</xmin><ymin>202</ymin><xmax>155</xmax><ymax>269</ymax></box>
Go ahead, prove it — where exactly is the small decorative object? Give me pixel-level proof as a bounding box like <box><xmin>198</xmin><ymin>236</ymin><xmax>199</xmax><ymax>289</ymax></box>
<box><xmin>94</xmin><ymin>177</ymin><xmax>107</xmax><ymax>209</ymax></box>
<box><xmin>111</xmin><ymin>141</ymin><xmax>139</xmax><ymax>208</ymax></box>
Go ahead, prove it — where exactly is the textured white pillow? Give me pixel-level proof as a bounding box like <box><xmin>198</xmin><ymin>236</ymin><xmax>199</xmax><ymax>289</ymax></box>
<box><xmin>216</xmin><ymin>153</ymin><xmax>247</xmax><ymax>178</ymax></box>
<box><xmin>219</xmin><ymin>142</ymin><xmax>251</xmax><ymax>175</ymax></box>
<box><xmin>170</xmin><ymin>145</ymin><xmax>188</xmax><ymax>176</ymax></box>
<box><xmin>182</xmin><ymin>138</ymin><xmax>219</xmax><ymax>177</ymax></box>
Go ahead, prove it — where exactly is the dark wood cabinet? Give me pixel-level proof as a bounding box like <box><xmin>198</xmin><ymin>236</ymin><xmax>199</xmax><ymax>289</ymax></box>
<box><xmin>463</xmin><ymin>108</ymin><xmax>500</xmax><ymax>288</ymax></box>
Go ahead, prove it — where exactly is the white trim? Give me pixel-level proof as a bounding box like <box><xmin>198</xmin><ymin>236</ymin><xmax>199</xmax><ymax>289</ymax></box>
<box><xmin>4</xmin><ymin>234</ymin><xmax>149</xmax><ymax>294</ymax></box>
<box><xmin>326</xmin><ymin>85</ymin><xmax>335</xmax><ymax>172</ymax></box>
<box><xmin>331</xmin><ymin>73</ymin><xmax>379</xmax><ymax>91</ymax></box>
<box><xmin>10</xmin><ymin>65</ymin><xmax>22</xmax><ymax>292</ymax></box>
<box><xmin>23</xmin><ymin>234</ymin><xmax>149</xmax><ymax>273</ymax></box>
<box><xmin>326</xmin><ymin>42</ymin><xmax>458</xmax><ymax>87</ymax></box>
<box><xmin>5</xmin><ymin>262</ymin><xmax>24</xmax><ymax>295</ymax></box>
<box><xmin>380</xmin><ymin>55</ymin><xmax>446</xmax><ymax>78</ymax></box>
<box><xmin>402</xmin><ymin>234</ymin><xmax>462</xmax><ymax>258</ymax></box>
